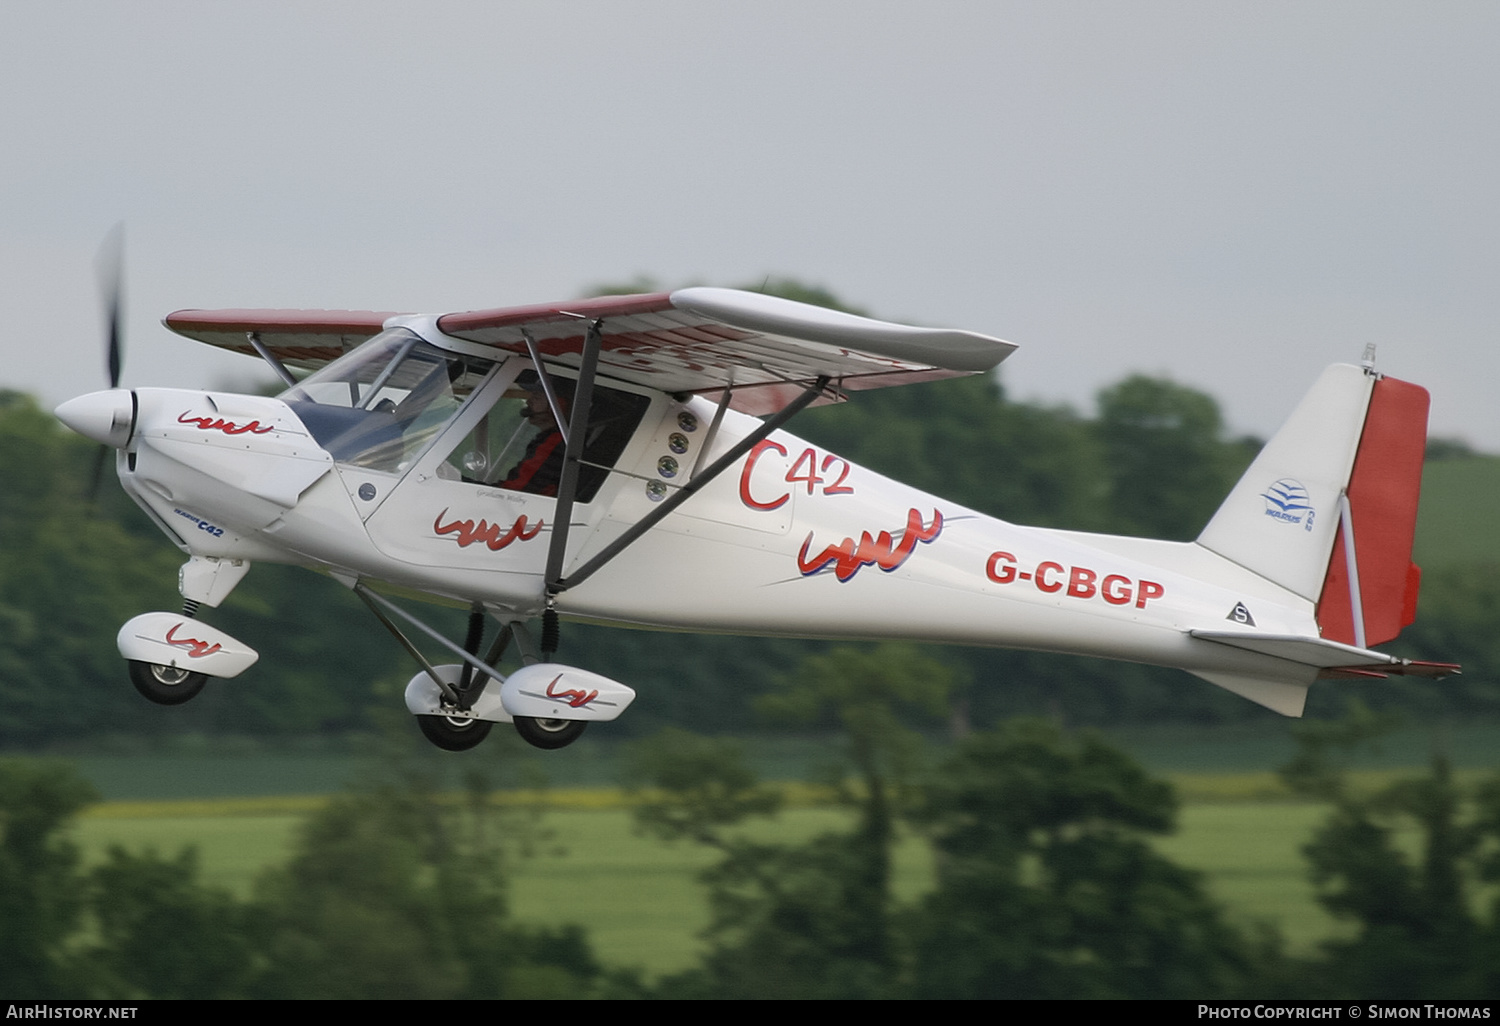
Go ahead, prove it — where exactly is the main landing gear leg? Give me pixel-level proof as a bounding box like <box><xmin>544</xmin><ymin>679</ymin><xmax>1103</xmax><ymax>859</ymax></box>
<box><xmin>349</xmin><ymin>586</ymin><xmax>632</xmax><ymax>757</ymax></box>
<box><xmin>417</xmin><ymin>605</ymin><xmax>510</xmax><ymax>752</ymax></box>
<box><xmin>354</xmin><ymin>587</ymin><xmax>516</xmax><ymax>752</ymax></box>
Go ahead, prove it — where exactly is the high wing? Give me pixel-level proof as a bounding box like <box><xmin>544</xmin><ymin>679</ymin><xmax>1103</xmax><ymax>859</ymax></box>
<box><xmin>162</xmin><ymin>308</ymin><xmax>399</xmax><ymax>369</ymax></box>
<box><xmin>164</xmin><ymin>288</ymin><xmax>1016</xmax><ymax>415</ymax></box>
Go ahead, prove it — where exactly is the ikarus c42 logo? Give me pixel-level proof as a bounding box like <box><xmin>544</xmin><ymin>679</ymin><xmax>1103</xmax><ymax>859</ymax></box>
<box><xmin>1260</xmin><ymin>478</ymin><xmax>1315</xmax><ymax>531</ymax></box>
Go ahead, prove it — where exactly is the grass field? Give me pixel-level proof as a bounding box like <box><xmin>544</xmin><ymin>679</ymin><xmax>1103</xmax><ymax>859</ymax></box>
<box><xmin>51</xmin><ymin>717</ymin><xmax>1500</xmax><ymax>978</ymax></box>
<box><xmin>71</xmin><ymin>799</ymin><xmax>936</xmax><ymax>976</ymax></box>
<box><xmin>72</xmin><ymin>781</ymin><xmax>1357</xmax><ymax>977</ymax></box>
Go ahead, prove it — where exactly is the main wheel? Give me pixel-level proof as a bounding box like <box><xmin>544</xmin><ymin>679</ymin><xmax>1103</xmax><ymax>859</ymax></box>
<box><xmin>128</xmin><ymin>660</ymin><xmax>208</xmax><ymax>706</ymax></box>
<box><xmin>417</xmin><ymin>712</ymin><xmax>493</xmax><ymax>752</ymax></box>
<box><xmin>514</xmin><ymin>716</ymin><xmax>587</xmax><ymax>750</ymax></box>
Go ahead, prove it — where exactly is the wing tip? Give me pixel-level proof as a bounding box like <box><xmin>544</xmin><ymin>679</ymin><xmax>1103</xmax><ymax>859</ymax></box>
<box><xmin>669</xmin><ymin>286</ymin><xmax>1016</xmax><ymax>372</ymax></box>
<box><xmin>163</xmin><ymin>308</ymin><xmax>400</xmax><ymax>339</ymax></box>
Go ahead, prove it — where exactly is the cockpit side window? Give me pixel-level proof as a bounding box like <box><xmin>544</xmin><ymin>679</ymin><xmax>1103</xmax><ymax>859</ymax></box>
<box><xmin>282</xmin><ymin>330</ymin><xmax>494</xmax><ymax>472</ymax></box>
<box><xmin>439</xmin><ymin>370</ymin><xmax>650</xmax><ymax>503</ymax></box>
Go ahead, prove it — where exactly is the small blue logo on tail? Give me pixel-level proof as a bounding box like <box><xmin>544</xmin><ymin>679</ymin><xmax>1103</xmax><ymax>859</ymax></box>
<box><xmin>1261</xmin><ymin>478</ymin><xmax>1313</xmax><ymax>526</ymax></box>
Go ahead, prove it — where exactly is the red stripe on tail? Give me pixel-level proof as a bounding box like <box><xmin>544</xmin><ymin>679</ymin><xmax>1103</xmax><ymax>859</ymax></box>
<box><xmin>1315</xmin><ymin>377</ymin><xmax>1429</xmax><ymax>646</ymax></box>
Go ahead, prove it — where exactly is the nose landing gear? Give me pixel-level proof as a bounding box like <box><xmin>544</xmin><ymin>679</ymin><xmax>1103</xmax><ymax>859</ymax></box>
<box><xmin>117</xmin><ymin>611</ymin><xmax>260</xmax><ymax>706</ymax></box>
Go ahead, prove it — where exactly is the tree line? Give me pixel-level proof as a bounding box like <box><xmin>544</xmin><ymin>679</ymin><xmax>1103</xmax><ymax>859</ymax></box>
<box><xmin>5</xmin><ymin>647</ymin><xmax>1499</xmax><ymax>998</ymax></box>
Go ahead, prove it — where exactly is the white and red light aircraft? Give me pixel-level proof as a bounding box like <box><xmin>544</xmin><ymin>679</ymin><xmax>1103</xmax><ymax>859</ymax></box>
<box><xmin>55</xmin><ymin>286</ymin><xmax>1456</xmax><ymax>750</ymax></box>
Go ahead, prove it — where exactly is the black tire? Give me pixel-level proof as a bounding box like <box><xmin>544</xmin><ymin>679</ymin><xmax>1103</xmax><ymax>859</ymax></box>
<box><xmin>514</xmin><ymin>716</ymin><xmax>587</xmax><ymax>750</ymax></box>
<box><xmin>128</xmin><ymin>660</ymin><xmax>208</xmax><ymax>706</ymax></box>
<box><xmin>417</xmin><ymin>713</ymin><xmax>493</xmax><ymax>752</ymax></box>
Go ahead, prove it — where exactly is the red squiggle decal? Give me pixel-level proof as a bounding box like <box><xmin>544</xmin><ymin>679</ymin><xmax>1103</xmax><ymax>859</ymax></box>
<box><xmin>433</xmin><ymin>509</ymin><xmax>544</xmax><ymax>551</ymax></box>
<box><xmin>545</xmin><ymin>674</ymin><xmax>599</xmax><ymax>708</ymax></box>
<box><xmin>177</xmin><ymin>411</ymin><xmax>274</xmax><ymax>435</ymax></box>
<box><xmin>165</xmin><ymin>623</ymin><xmax>222</xmax><ymax>659</ymax></box>
<box><xmin>797</xmin><ymin>508</ymin><xmax>944</xmax><ymax>582</ymax></box>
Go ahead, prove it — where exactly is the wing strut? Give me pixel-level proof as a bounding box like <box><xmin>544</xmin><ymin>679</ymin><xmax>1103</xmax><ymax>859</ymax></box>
<box><xmin>520</xmin><ymin>328</ymin><xmax>572</xmax><ymax>447</ymax></box>
<box><xmin>691</xmin><ymin>381</ymin><xmax>733</xmax><ymax>480</ymax></box>
<box><xmin>247</xmin><ymin>332</ymin><xmax>298</xmax><ymax>388</ymax></box>
<box><xmin>542</xmin><ymin>318</ymin><xmax>605</xmax><ymax>601</ymax></box>
<box><xmin>353</xmin><ymin>582</ymin><xmax>513</xmax><ymax>708</ymax></box>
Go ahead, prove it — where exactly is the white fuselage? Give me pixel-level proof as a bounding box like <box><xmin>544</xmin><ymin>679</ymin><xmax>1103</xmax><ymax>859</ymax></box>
<box><xmin>114</xmin><ymin>359</ymin><xmax>1320</xmax><ymax>693</ymax></box>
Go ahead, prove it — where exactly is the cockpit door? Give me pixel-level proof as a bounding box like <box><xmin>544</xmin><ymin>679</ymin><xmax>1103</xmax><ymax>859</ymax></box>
<box><xmin>360</xmin><ymin>357</ymin><xmax>656</xmax><ymax>589</ymax></box>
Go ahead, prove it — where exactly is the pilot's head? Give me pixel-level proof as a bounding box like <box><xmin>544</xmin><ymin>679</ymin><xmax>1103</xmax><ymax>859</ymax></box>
<box><xmin>520</xmin><ymin>376</ymin><xmax>572</xmax><ymax>428</ymax></box>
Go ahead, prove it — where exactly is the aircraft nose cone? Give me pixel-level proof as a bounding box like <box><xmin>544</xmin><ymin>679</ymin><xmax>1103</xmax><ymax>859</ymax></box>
<box><xmin>55</xmin><ymin>389</ymin><xmax>135</xmax><ymax>448</ymax></box>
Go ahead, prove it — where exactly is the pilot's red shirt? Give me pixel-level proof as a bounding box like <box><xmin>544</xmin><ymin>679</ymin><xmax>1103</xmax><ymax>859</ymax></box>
<box><xmin>500</xmin><ymin>429</ymin><xmax>565</xmax><ymax>496</ymax></box>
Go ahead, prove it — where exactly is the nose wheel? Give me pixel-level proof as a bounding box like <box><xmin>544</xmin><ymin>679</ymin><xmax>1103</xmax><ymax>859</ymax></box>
<box><xmin>127</xmin><ymin>660</ymin><xmax>208</xmax><ymax>705</ymax></box>
<box><xmin>118</xmin><ymin>612</ymin><xmax>257</xmax><ymax>703</ymax></box>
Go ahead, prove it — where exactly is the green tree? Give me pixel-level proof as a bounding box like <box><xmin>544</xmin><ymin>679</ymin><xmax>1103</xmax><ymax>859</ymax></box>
<box><xmin>627</xmin><ymin>727</ymin><xmax>782</xmax><ymax>847</ymax></box>
<box><xmin>250</xmin><ymin>754</ymin><xmax>598</xmax><ymax>998</ymax></box>
<box><xmin>798</xmin><ymin>373</ymin><xmax>1111</xmax><ymax>530</ymax></box>
<box><xmin>627</xmin><ymin>729</ymin><xmax>904</xmax><ymax>999</ymax></box>
<box><xmin>757</xmin><ymin>642</ymin><xmax>959</xmax><ymax>959</ymax></box>
<box><xmin>1300</xmin><ymin>762</ymin><xmax>1486</xmax><ymax>997</ymax></box>
<box><xmin>629</xmin><ymin>644</ymin><xmax>961</xmax><ymax>998</ymax></box>
<box><xmin>0</xmin><ymin>758</ymin><xmax>258</xmax><ymax>999</ymax></box>
<box><xmin>906</xmin><ymin>719</ymin><xmax>1259</xmax><ymax>998</ymax></box>
<box><xmin>87</xmin><ymin>846</ymin><xmax>255</xmax><ymax>999</ymax></box>
<box><xmin>631</xmin><ymin>711</ymin><xmax>1269</xmax><ymax>998</ymax></box>
<box><xmin>1280</xmin><ymin>703</ymin><xmax>1500</xmax><ymax>998</ymax></box>
<box><xmin>1385</xmin><ymin>563</ymin><xmax>1500</xmax><ymax>717</ymax></box>
<box><xmin>0</xmin><ymin>759</ymin><xmax>98</xmax><ymax>997</ymax></box>
<box><xmin>0</xmin><ymin>394</ymin><xmax>183</xmax><ymax>744</ymax></box>
<box><xmin>1094</xmin><ymin>375</ymin><xmax>1256</xmax><ymax>540</ymax></box>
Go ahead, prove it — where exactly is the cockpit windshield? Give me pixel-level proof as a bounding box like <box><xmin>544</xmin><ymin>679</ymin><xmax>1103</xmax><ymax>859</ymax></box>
<box><xmin>281</xmin><ymin>329</ymin><xmax>494</xmax><ymax>471</ymax></box>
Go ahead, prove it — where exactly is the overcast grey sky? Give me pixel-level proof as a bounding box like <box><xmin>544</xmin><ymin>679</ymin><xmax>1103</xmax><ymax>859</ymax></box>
<box><xmin>4</xmin><ymin>2</ymin><xmax>1497</xmax><ymax>449</ymax></box>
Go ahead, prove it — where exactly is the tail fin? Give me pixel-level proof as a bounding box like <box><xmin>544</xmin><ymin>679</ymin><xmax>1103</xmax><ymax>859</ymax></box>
<box><xmin>1197</xmin><ymin>365</ymin><xmax>1429</xmax><ymax>646</ymax></box>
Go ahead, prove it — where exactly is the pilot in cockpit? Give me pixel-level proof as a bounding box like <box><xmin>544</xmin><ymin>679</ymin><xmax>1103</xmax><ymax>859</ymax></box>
<box><xmin>495</xmin><ymin>379</ymin><xmax>571</xmax><ymax>496</ymax></box>
<box><xmin>440</xmin><ymin>369</ymin><xmax>650</xmax><ymax>501</ymax></box>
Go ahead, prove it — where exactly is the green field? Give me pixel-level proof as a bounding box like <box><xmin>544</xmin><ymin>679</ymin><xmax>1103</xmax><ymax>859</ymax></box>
<box><xmin>51</xmin><ymin>716</ymin><xmax>1500</xmax><ymax>978</ymax></box>
<box><xmin>72</xmin><ymin>783</ymin><xmax>1355</xmax><ymax>977</ymax></box>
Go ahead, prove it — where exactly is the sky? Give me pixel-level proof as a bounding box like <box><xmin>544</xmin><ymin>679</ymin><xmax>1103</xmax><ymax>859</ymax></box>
<box><xmin>3</xmin><ymin>2</ymin><xmax>1497</xmax><ymax>450</ymax></box>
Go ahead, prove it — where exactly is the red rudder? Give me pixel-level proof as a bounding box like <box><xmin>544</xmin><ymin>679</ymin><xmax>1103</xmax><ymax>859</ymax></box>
<box><xmin>1315</xmin><ymin>377</ymin><xmax>1429</xmax><ymax>647</ymax></box>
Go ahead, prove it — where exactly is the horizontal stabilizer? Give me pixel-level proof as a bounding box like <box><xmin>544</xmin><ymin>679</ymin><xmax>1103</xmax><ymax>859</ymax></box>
<box><xmin>1190</xmin><ymin>629</ymin><xmax>1401</xmax><ymax>668</ymax></box>
<box><xmin>1188</xmin><ymin>625</ymin><xmax>1459</xmax><ymax>717</ymax></box>
<box><xmin>1190</xmin><ymin>629</ymin><xmax>1459</xmax><ymax>679</ymax></box>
